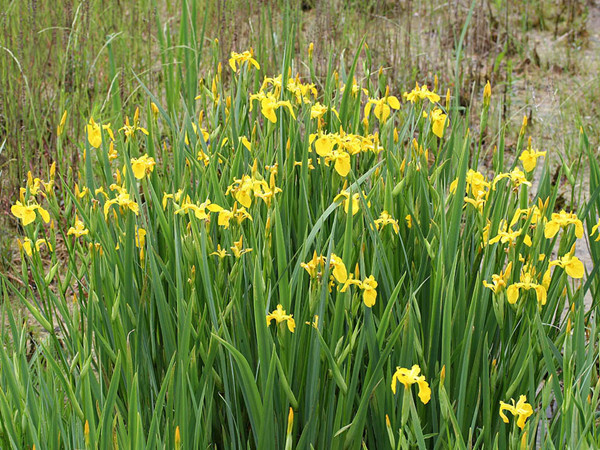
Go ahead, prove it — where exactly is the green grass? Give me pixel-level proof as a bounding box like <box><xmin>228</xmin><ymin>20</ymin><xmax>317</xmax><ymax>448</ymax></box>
<box><xmin>1</xmin><ymin>1</ymin><xmax>600</xmax><ymax>449</ymax></box>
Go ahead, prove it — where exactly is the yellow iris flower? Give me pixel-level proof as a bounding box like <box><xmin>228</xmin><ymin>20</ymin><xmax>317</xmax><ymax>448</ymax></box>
<box><xmin>259</xmin><ymin>95</ymin><xmax>296</xmax><ymax>124</ymax></box>
<box><xmin>240</xmin><ymin>136</ymin><xmax>252</xmax><ymax>151</ymax></box>
<box><xmin>391</xmin><ymin>364</ymin><xmax>431</xmax><ymax>404</ymax></box>
<box><xmin>482</xmin><ymin>262</ymin><xmax>512</xmax><ymax>294</ymax></box>
<box><xmin>18</xmin><ymin>238</ymin><xmax>52</xmax><ymax>257</ymax></box>
<box><xmin>549</xmin><ymin>254</ymin><xmax>584</xmax><ymax>279</ymax></box>
<box><xmin>230</xmin><ymin>236</ymin><xmax>252</xmax><ymax>258</ymax></box>
<box><xmin>403</xmin><ymin>82</ymin><xmax>440</xmax><ymax>103</ymax></box>
<box><xmin>227</xmin><ymin>175</ymin><xmax>255</xmax><ymax>209</ymax></box>
<box><xmin>493</xmin><ymin>168</ymin><xmax>531</xmax><ymax>189</ymax></box>
<box><xmin>544</xmin><ymin>210</ymin><xmax>583</xmax><ymax>239</ymax></box>
<box><xmin>253</xmin><ymin>172</ymin><xmax>282</xmax><ymax>208</ymax></box>
<box><xmin>108</xmin><ymin>142</ymin><xmax>118</xmax><ymax>161</ymax></box>
<box><xmin>260</xmin><ymin>74</ymin><xmax>282</xmax><ymax>96</ymax></box>
<box><xmin>266</xmin><ymin>304</ymin><xmax>295</xmax><ymax>333</ymax></box>
<box><xmin>450</xmin><ymin>169</ymin><xmax>490</xmax><ymax>199</ymax></box>
<box><xmin>217</xmin><ymin>203</ymin><xmax>253</xmax><ymax>229</ymax></box>
<box><xmin>11</xmin><ymin>201</ymin><xmax>50</xmax><ymax>226</ymax></box>
<box><xmin>120</xmin><ymin>112</ymin><xmax>149</xmax><ymax>141</ymax></box>
<box><xmin>287</xmin><ymin>76</ymin><xmax>317</xmax><ymax>104</ymax></box>
<box><xmin>339</xmin><ymin>274</ymin><xmax>378</xmax><ymax>307</ymax></box>
<box><xmin>506</xmin><ymin>266</ymin><xmax>547</xmax><ymax>305</ymax></box>
<box><xmin>86</xmin><ymin>117</ymin><xmax>116</xmax><ymax>148</ymax></box>
<box><xmin>519</xmin><ymin>148</ymin><xmax>546</xmax><ymax>172</ymax></box>
<box><xmin>67</xmin><ymin>217</ymin><xmax>89</xmax><ymax>237</ymax></box>
<box><xmin>226</xmin><ymin>172</ymin><xmax>282</xmax><ymax>209</ymax></box>
<box><xmin>314</xmin><ymin>135</ymin><xmax>335</xmax><ymax>157</ymax></box>
<box><xmin>311</xmin><ymin>102</ymin><xmax>329</xmax><ymax>119</ymax></box>
<box><xmin>130</xmin><ymin>154</ymin><xmax>156</xmax><ymax>180</ymax></box>
<box><xmin>229</xmin><ymin>50</ymin><xmax>260</xmax><ymax>72</ymax></box>
<box><xmin>374</xmin><ymin>210</ymin><xmax>400</xmax><ymax>234</ymax></box>
<box><xmin>334</xmin><ymin>189</ymin><xmax>370</xmax><ymax>216</ymax></box>
<box><xmin>360</xmin><ymin>275</ymin><xmax>378</xmax><ymax>307</ymax></box>
<box><xmin>488</xmin><ymin>220</ymin><xmax>531</xmax><ymax>247</ymax></box>
<box><xmin>364</xmin><ymin>90</ymin><xmax>400</xmax><ymax>122</ymax></box>
<box><xmin>135</xmin><ymin>227</ymin><xmax>147</xmax><ymax>259</ymax></box>
<box><xmin>464</xmin><ymin>192</ymin><xmax>487</xmax><ymax>213</ymax></box>
<box><xmin>301</xmin><ymin>252</ymin><xmax>347</xmax><ymax>284</ymax></box>
<box><xmin>340</xmin><ymin>77</ymin><xmax>368</xmax><ymax>97</ymax></box>
<box><xmin>103</xmin><ymin>192</ymin><xmax>140</xmax><ymax>219</ymax></box>
<box><xmin>328</xmin><ymin>150</ymin><xmax>351</xmax><ymax>177</ymax></box>
<box><xmin>311</xmin><ymin>134</ymin><xmax>356</xmax><ymax>177</ymax></box>
<box><xmin>162</xmin><ymin>190</ymin><xmax>184</xmax><ymax>209</ymax></box>
<box><xmin>174</xmin><ymin>197</ymin><xmax>223</xmax><ymax>221</ymax></box>
<box><xmin>499</xmin><ymin>395</ymin><xmax>533</xmax><ymax>430</ymax></box>
<box><xmin>328</xmin><ymin>254</ymin><xmax>348</xmax><ymax>284</ymax></box>
<box><xmin>210</xmin><ymin>244</ymin><xmax>230</xmax><ymax>259</ymax></box>
<box><xmin>87</xmin><ymin>117</ymin><xmax>102</xmax><ymax>148</ymax></box>
<box><xmin>430</xmin><ymin>107</ymin><xmax>447</xmax><ymax>138</ymax></box>
<box><xmin>20</xmin><ymin>171</ymin><xmax>43</xmax><ymax>196</ymax></box>
<box><xmin>301</xmin><ymin>251</ymin><xmax>324</xmax><ymax>278</ymax></box>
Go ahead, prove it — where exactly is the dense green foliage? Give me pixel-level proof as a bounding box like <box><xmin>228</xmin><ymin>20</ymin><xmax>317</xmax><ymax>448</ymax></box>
<box><xmin>1</xmin><ymin>1</ymin><xmax>600</xmax><ymax>449</ymax></box>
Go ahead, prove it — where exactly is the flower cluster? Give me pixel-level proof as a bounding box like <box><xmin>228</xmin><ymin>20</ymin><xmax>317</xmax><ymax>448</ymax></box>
<box><xmin>12</xmin><ymin>46</ymin><xmax>597</xmax><ymax>446</ymax></box>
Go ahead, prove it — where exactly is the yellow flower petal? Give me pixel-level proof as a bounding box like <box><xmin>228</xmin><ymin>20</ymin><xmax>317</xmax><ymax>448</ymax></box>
<box><xmin>334</xmin><ymin>152</ymin><xmax>351</xmax><ymax>177</ymax></box>
<box><xmin>315</xmin><ymin>137</ymin><xmax>334</xmax><ymax>157</ymax></box>
<box><xmin>387</xmin><ymin>96</ymin><xmax>400</xmax><ymax>109</ymax></box>
<box><xmin>507</xmin><ymin>285</ymin><xmax>519</xmax><ymax>304</ymax></box>
<box><xmin>565</xmin><ymin>257</ymin><xmax>584</xmax><ymax>279</ymax></box>
<box><xmin>544</xmin><ymin>221</ymin><xmax>560</xmax><ymax>239</ymax></box>
<box><xmin>362</xmin><ymin>288</ymin><xmax>376</xmax><ymax>307</ymax></box>
<box><xmin>416</xmin><ymin>378</ymin><xmax>431</xmax><ymax>404</ymax></box>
